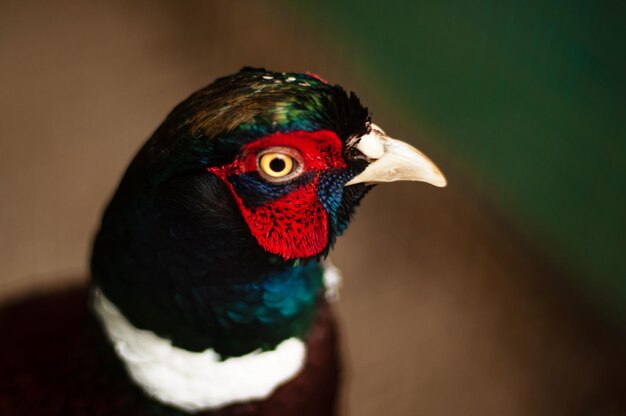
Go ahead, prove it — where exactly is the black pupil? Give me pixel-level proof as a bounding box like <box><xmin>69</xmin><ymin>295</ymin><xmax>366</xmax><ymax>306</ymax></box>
<box><xmin>269</xmin><ymin>157</ymin><xmax>286</xmax><ymax>173</ymax></box>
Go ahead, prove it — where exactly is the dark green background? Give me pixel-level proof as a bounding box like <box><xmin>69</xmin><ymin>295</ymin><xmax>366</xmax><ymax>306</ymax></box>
<box><xmin>299</xmin><ymin>1</ymin><xmax>626</xmax><ymax>320</ymax></box>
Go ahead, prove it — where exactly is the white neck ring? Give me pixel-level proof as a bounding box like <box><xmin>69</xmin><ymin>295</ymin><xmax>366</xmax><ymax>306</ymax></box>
<box><xmin>91</xmin><ymin>288</ymin><xmax>306</xmax><ymax>413</ymax></box>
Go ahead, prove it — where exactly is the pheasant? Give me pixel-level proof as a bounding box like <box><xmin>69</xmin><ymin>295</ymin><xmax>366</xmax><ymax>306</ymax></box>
<box><xmin>0</xmin><ymin>68</ymin><xmax>445</xmax><ymax>415</ymax></box>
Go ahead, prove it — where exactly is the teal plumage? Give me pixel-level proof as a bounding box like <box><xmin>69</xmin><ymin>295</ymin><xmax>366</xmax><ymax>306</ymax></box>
<box><xmin>186</xmin><ymin>261</ymin><xmax>324</xmax><ymax>355</ymax></box>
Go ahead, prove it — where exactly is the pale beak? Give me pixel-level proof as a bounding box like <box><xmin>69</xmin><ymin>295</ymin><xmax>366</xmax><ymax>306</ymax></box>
<box><xmin>345</xmin><ymin>124</ymin><xmax>447</xmax><ymax>187</ymax></box>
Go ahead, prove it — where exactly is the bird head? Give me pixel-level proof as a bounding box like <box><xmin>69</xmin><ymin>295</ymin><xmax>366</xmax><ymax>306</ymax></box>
<box><xmin>114</xmin><ymin>67</ymin><xmax>445</xmax><ymax>263</ymax></box>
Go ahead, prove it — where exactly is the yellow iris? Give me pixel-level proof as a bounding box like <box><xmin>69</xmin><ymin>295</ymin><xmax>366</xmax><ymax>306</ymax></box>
<box><xmin>258</xmin><ymin>153</ymin><xmax>294</xmax><ymax>178</ymax></box>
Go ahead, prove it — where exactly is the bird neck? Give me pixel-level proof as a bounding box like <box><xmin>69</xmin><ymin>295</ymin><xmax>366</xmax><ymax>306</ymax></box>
<box><xmin>93</xmin><ymin>258</ymin><xmax>325</xmax><ymax>358</ymax></box>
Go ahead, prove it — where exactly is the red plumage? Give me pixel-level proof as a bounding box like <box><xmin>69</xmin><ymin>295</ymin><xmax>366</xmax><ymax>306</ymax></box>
<box><xmin>209</xmin><ymin>130</ymin><xmax>346</xmax><ymax>259</ymax></box>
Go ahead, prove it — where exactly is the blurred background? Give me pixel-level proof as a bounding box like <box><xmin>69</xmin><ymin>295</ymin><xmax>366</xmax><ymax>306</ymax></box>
<box><xmin>1</xmin><ymin>1</ymin><xmax>625</xmax><ymax>415</ymax></box>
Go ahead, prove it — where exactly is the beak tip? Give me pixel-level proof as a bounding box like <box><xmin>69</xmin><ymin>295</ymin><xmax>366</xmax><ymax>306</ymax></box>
<box><xmin>434</xmin><ymin>179</ymin><xmax>447</xmax><ymax>188</ymax></box>
<box><xmin>432</xmin><ymin>172</ymin><xmax>448</xmax><ymax>188</ymax></box>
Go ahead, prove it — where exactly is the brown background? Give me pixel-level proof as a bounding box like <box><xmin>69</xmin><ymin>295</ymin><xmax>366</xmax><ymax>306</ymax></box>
<box><xmin>1</xmin><ymin>1</ymin><xmax>624</xmax><ymax>415</ymax></box>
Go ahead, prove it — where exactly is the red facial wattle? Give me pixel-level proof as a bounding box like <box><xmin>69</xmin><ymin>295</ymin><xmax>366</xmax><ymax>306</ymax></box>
<box><xmin>208</xmin><ymin>130</ymin><xmax>346</xmax><ymax>260</ymax></box>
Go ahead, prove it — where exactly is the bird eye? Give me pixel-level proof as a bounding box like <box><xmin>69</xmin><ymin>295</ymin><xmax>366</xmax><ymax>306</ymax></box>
<box><xmin>257</xmin><ymin>148</ymin><xmax>302</xmax><ymax>182</ymax></box>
